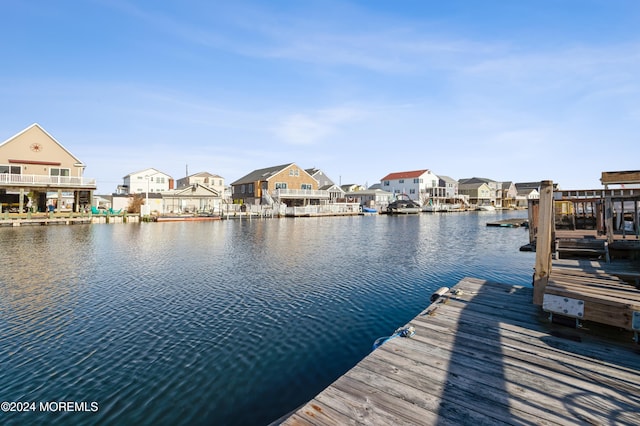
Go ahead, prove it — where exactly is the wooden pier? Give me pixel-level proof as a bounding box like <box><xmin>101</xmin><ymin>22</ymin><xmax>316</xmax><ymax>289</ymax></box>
<box><xmin>0</xmin><ymin>212</ymin><xmax>138</xmax><ymax>226</ymax></box>
<box><xmin>281</xmin><ymin>276</ymin><xmax>640</xmax><ymax>425</ymax></box>
<box><xmin>0</xmin><ymin>214</ymin><xmax>93</xmax><ymax>226</ymax></box>
<box><xmin>280</xmin><ymin>179</ymin><xmax>640</xmax><ymax>425</ymax></box>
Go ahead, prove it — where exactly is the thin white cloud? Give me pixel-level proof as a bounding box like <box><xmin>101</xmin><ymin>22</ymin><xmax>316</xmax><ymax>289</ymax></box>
<box><xmin>272</xmin><ymin>106</ymin><xmax>365</xmax><ymax>145</ymax></box>
<box><xmin>101</xmin><ymin>0</ymin><xmax>500</xmax><ymax>74</ymax></box>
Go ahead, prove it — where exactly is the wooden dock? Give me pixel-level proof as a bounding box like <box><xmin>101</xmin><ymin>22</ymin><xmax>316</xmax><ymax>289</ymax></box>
<box><xmin>281</xmin><ymin>277</ymin><xmax>640</xmax><ymax>425</ymax></box>
<box><xmin>0</xmin><ymin>215</ymin><xmax>93</xmax><ymax>226</ymax></box>
<box><xmin>486</xmin><ymin>218</ymin><xmax>528</xmax><ymax>228</ymax></box>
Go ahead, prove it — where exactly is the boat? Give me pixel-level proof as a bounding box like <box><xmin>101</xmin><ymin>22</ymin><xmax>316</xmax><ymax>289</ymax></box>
<box><xmin>476</xmin><ymin>205</ymin><xmax>496</xmax><ymax>211</ymax></box>
<box><xmin>361</xmin><ymin>207</ymin><xmax>378</xmax><ymax>213</ymax></box>
<box><xmin>424</xmin><ymin>203</ymin><xmax>453</xmax><ymax>212</ymax></box>
<box><xmin>386</xmin><ymin>195</ymin><xmax>422</xmax><ymax>214</ymax></box>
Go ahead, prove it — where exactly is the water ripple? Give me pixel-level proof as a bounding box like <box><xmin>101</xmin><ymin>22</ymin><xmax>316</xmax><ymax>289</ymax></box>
<box><xmin>0</xmin><ymin>211</ymin><xmax>534</xmax><ymax>425</ymax></box>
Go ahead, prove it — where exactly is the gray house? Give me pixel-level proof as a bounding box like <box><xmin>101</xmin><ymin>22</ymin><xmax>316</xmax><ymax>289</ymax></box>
<box><xmin>438</xmin><ymin>175</ymin><xmax>459</xmax><ymax>198</ymax></box>
<box><xmin>459</xmin><ymin>177</ymin><xmax>503</xmax><ymax>208</ymax></box>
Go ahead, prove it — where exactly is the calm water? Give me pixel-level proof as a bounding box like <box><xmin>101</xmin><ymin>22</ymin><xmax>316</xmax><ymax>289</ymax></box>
<box><xmin>0</xmin><ymin>210</ymin><xmax>534</xmax><ymax>426</ymax></box>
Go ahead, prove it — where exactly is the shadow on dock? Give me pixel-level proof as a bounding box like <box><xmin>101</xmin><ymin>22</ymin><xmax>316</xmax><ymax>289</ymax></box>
<box><xmin>280</xmin><ymin>277</ymin><xmax>640</xmax><ymax>425</ymax></box>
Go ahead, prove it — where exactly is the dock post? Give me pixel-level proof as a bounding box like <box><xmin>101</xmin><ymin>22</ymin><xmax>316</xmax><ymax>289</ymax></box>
<box><xmin>605</xmin><ymin>196</ymin><xmax>614</xmax><ymax>244</ymax></box>
<box><xmin>527</xmin><ymin>199</ymin><xmax>539</xmax><ymax>245</ymax></box>
<box><xmin>533</xmin><ymin>180</ymin><xmax>554</xmax><ymax>305</ymax></box>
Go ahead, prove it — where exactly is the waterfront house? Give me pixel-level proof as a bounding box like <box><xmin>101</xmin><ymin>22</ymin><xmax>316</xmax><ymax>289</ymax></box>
<box><xmin>162</xmin><ymin>183</ymin><xmax>222</xmax><ymax>214</ymax></box>
<box><xmin>437</xmin><ymin>175</ymin><xmax>459</xmax><ymax>198</ymax></box>
<box><xmin>231</xmin><ymin>163</ymin><xmax>327</xmax><ymax>207</ymax></box>
<box><xmin>0</xmin><ymin>123</ymin><xmax>96</xmax><ymax>213</ymax></box>
<box><xmin>319</xmin><ymin>184</ymin><xmax>345</xmax><ymax>203</ymax></box>
<box><xmin>380</xmin><ymin>169</ymin><xmax>439</xmax><ymax>204</ymax></box>
<box><xmin>176</xmin><ymin>172</ymin><xmax>225</xmax><ymax>199</ymax></box>
<box><xmin>340</xmin><ymin>183</ymin><xmax>366</xmax><ymax>193</ymax></box>
<box><xmin>515</xmin><ymin>187</ymin><xmax>539</xmax><ymax>208</ymax></box>
<box><xmin>121</xmin><ymin>168</ymin><xmax>174</xmax><ymax>195</ymax></box>
<box><xmin>341</xmin><ymin>188</ymin><xmax>393</xmax><ymax>210</ymax></box>
<box><xmin>501</xmin><ymin>181</ymin><xmax>518</xmax><ymax>209</ymax></box>
<box><xmin>459</xmin><ymin>177</ymin><xmax>503</xmax><ymax>208</ymax></box>
<box><xmin>458</xmin><ymin>181</ymin><xmax>493</xmax><ymax>208</ymax></box>
<box><xmin>305</xmin><ymin>168</ymin><xmax>344</xmax><ymax>202</ymax></box>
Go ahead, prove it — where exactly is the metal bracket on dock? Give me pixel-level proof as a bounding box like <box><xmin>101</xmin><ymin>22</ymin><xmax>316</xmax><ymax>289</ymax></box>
<box><xmin>542</xmin><ymin>294</ymin><xmax>585</xmax><ymax>319</ymax></box>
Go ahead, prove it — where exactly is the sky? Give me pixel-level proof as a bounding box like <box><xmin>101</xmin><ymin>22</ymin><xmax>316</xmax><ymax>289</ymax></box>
<box><xmin>1</xmin><ymin>0</ymin><xmax>639</xmax><ymax>193</ymax></box>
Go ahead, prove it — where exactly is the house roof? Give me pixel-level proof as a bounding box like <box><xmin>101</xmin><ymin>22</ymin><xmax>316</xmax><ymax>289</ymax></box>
<box><xmin>319</xmin><ymin>184</ymin><xmax>344</xmax><ymax>192</ymax></box>
<box><xmin>0</xmin><ymin>123</ymin><xmax>85</xmax><ymax>166</ymax></box>
<box><xmin>381</xmin><ymin>169</ymin><xmax>431</xmax><ymax>181</ymax></box>
<box><xmin>187</xmin><ymin>171</ymin><xmax>223</xmax><ymax>179</ymax></box>
<box><xmin>517</xmin><ymin>188</ymin><xmax>539</xmax><ymax>196</ymax></box>
<box><xmin>458</xmin><ymin>182</ymin><xmax>489</xmax><ymax>190</ymax></box>
<box><xmin>459</xmin><ymin>177</ymin><xmax>497</xmax><ymax>185</ymax></box>
<box><xmin>438</xmin><ymin>175</ymin><xmax>457</xmax><ymax>184</ymax></box>
<box><xmin>515</xmin><ymin>182</ymin><xmax>541</xmax><ymax>190</ymax></box>
<box><xmin>231</xmin><ymin>163</ymin><xmax>295</xmax><ymax>185</ymax></box>
<box><xmin>124</xmin><ymin>167</ymin><xmax>172</xmax><ymax>179</ymax></box>
<box><xmin>340</xmin><ymin>184</ymin><xmax>362</xmax><ymax>192</ymax></box>
<box><xmin>162</xmin><ymin>183</ymin><xmax>220</xmax><ymax>197</ymax></box>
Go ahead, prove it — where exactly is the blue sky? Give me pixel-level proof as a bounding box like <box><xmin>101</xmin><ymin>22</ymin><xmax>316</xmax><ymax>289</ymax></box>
<box><xmin>1</xmin><ymin>0</ymin><xmax>639</xmax><ymax>193</ymax></box>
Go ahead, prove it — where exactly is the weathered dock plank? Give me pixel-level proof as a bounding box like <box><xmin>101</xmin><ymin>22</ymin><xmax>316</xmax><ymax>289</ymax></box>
<box><xmin>545</xmin><ymin>260</ymin><xmax>640</xmax><ymax>331</ymax></box>
<box><xmin>280</xmin><ymin>277</ymin><xmax>640</xmax><ymax>426</ymax></box>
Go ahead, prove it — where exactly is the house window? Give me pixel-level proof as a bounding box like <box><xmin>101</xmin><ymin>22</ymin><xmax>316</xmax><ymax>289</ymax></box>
<box><xmin>301</xmin><ymin>184</ymin><xmax>312</xmax><ymax>190</ymax></box>
<box><xmin>50</xmin><ymin>168</ymin><xmax>70</xmax><ymax>177</ymax></box>
<box><xmin>409</xmin><ymin>189</ymin><xmax>416</xmax><ymax>194</ymax></box>
<box><xmin>399</xmin><ymin>179</ymin><xmax>404</xmax><ymax>183</ymax></box>
<box><xmin>275</xmin><ymin>182</ymin><xmax>288</xmax><ymax>189</ymax></box>
<box><xmin>383</xmin><ymin>181</ymin><xmax>389</xmax><ymax>186</ymax></box>
<box><xmin>248</xmin><ymin>183</ymin><xmax>254</xmax><ymax>192</ymax></box>
<box><xmin>241</xmin><ymin>184</ymin><xmax>246</xmax><ymax>194</ymax></box>
<box><xmin>0</xmin><ymin>165</ymin><xmax>21</xmax><ymax>174</ymax></box>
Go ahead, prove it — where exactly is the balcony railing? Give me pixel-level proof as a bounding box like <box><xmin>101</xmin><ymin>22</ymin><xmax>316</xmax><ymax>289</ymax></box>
<box><xmin>0</xmin><ymin>173</ymin><xmax>97</xmax><ymax>189</ymax></box>
<box><xmin>271</xmin><ymin>189</ymin><xmax>330</xmax><ymax>199</ymax></box>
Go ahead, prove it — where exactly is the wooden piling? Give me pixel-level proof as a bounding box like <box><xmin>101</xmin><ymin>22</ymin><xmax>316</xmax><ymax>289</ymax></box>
<box><xmin>533</xmin><ymin>180</ymin><xmax>554</xmax><ymax>305</ymax></box>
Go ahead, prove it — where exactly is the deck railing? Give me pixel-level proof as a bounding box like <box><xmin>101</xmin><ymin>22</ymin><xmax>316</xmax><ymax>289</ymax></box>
<box><xmin>285</xmin><ymin>203</ymin><xmax>359</xmax><ymax>216</ymax></box>
<box><xmin>0</xmin><ymin>173</ymin><xmax>97</xmax><ymax>188</ymax></box>
<box><xmin>272</xmin><ymin>189</ymin><xmax>330</xmax><ymax>199</ymax></box>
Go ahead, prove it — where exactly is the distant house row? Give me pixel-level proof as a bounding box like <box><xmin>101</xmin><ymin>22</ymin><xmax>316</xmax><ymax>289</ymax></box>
<box><xmin>1</xmin><ymin>123</ymin><xmax>541</xmax><ymax>214</ymax></box>
<box><xmin>110</xmin><ymin>163</ymin><xmax>541</xmax><ymax>213</ymax></box>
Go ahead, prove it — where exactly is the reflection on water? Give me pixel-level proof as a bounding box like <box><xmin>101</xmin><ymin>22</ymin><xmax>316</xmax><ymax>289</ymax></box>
<box><xmin>0</xmin><ymin>211</ymin><xmax>534</xmax><ymax>425</ymax></box>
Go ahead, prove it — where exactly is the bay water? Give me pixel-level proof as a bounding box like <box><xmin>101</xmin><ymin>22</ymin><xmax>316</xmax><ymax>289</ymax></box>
<box><xmin>0</xmin><ymin>210</ymin><xmax>534</xmax><ymax>425</ymax></box>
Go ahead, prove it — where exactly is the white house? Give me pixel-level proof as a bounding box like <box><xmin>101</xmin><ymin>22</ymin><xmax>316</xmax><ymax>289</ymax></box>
<box><xmin>380</xmin><ymin>169</ymin><xmax>439</xmax><ymax>203</ymax></box>
<box><xmin>122</xmin><ymin>168</ymin><xmax>174</xmax><ymax>195</ymax></box>
<box><xmin>176</xmin><ymin>172</ymin><xmax>225</xmax><ymax>197</ymax></box>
